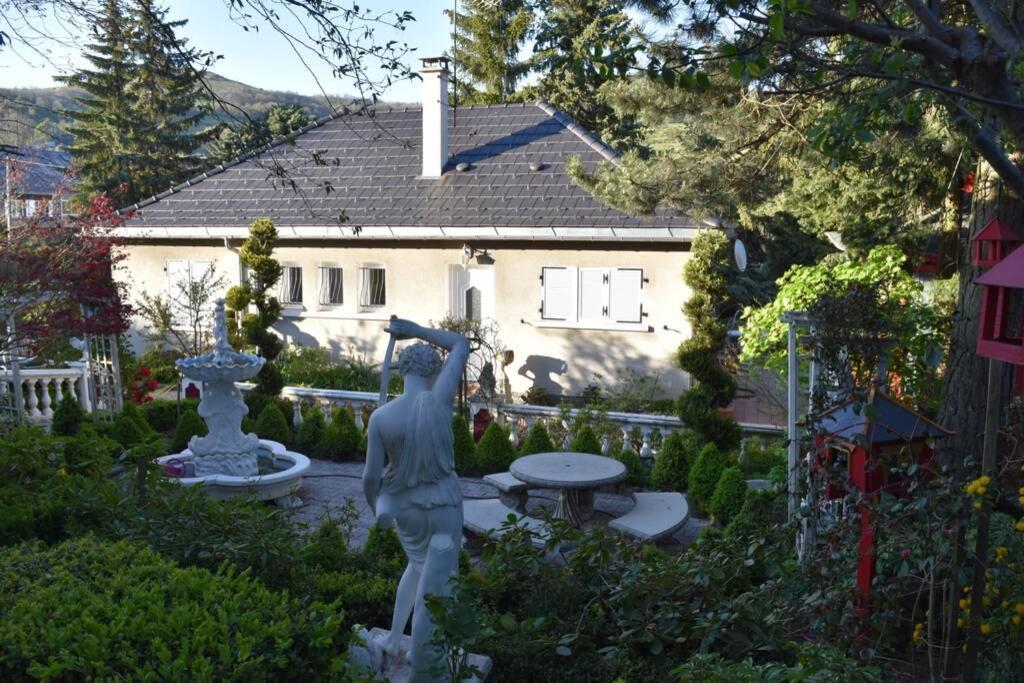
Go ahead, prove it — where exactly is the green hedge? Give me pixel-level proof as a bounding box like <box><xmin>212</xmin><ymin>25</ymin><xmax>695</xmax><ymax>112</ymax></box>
<box><xmin>687</xmin><ymin>443</ymin><xmax>727</xmax><ymax>515</ymax></box>
<box><xmin>651</xmin><ymin>430</ymin><xmax>702</xmax><ymax>492</ymax></box>
<box><xmin>254</xmin><ymin>402</ymin><xmax>292</xmax><ymax>445</ymax></box>
<box><xmin>709</xmin><ymin>466</ymin><xmax>747</xmax><ymax>525</ymax></box>
<box><xmin>453</xmin><ymin>414</ymin><xmax>476</xmax><ymax>473</ymax></box>
<box><xmin>51</xmin><ymin>393</ymin><xmax>85</xmax><ymax>436</ymax></box>
<box><xmin>475</xmin><ymin>421</ymin><xmax>516</xmax><ymax>474</ymax></box>
<box><xmin>172</xmin><ymin>409</ymin><xmax>207</xmax><ymax>452</ymax></box>
<box><xmin>0</xmin><ymin>538</ymin><xmax>347</xmax><ymax>681</ymax></box>
<box><xmin>519</xmin><ymin>421</ymin><xmax>555</xmax><ymax>456</ymax></box>
<box><xmin>141</xmin><ymin>398</ymin><xmax>199</xmax><ymax>433</ymax></box>
<box><xmin>570</xmin><ymin>425</ymin><xmax>602</xmax><ymax>455</ymax></box>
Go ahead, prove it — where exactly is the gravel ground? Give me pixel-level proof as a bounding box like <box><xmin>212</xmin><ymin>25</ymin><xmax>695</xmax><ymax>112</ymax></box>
<box><xmin>290</xmin><ymin>458</ymin><xmax>706</xmax><ymax>549</ymax></box>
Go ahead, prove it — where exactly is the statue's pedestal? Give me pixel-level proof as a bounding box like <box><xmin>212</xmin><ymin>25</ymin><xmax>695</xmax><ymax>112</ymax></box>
<box><xmin>349</xmin><ymin>627</ymin><xmax>492</xmax><ymax>683</ymax></box>
<box><xmin>192</xmin><ymin>453</ymin><xmax>258</xmax><ymax>477</ymax></box>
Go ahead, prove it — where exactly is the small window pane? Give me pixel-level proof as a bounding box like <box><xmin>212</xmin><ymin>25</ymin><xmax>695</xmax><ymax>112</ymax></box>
<box><xmin>464</xmin><ymin>286</ymin><xmax>482</xmax><ymax>322</ymax></box>
<box><xmin>281</xmin><ymin>266</ymin><xmax>303</xmax><ymax>304</ymax></box>
<box><xmin>319</xmin><ymin>266</ymin><xmax>343</xmax><ymax>305</ymax></box>
<box><xmin>360</xmin><ymin>267</ymin><xmax>386</xmax><ymax>307</ymax></box>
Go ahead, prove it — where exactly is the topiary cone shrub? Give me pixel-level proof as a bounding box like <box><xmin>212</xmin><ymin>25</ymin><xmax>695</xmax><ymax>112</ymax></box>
<box><xmin>519</xmin><ymin>421</ymin><xmax>555</xmax><ymax>456</ymax></box>
<box><xmin>254</xmin><ymin>402</ymin><xmax>291</xmax><ymax>445</ymax></box>
<box><xmin>475</xmin><ymin>421</ymin><xmax>517</xmax><ymax>474</ymax></box>
<box><xmin>615</xmin><ymin>447</ymin><xmax>647</xmax><ymax>487</ymax></box>
<box><xmin>650</xmin><ymin>429</ymin><xmax>702</xmax><ymax>492</ymax></box>
<box><xmin>570</xmin><ymin>424</ymin><xmax>602</xmax><ymax>455</ymax></box>
<box><xmin>725</xmin><ymin>489</ymin><xmax>780</xmax><ymax>539</ymax></box>
<box><xmin>51</xmin><ymin>393</ymin><xmax>85</xmax><ymax>436</ymax></box>
<box><xmin>172</xmin><ymin>409</ymin><xmax>208</xmax><ymax>452</ymax></box>
<box><xmin>452</xmin><ymin>414</ymin><xmax>476</xmax><ymax>473</ymax></box>
<box><xmin>296</xmin><ymin>406</ymin><xmax>326</xmax><ymax>454</ymax></box>
<box><xmin>319</xmin><ymin>406</ymin><xmax>361</xmax><ymax>460</ymax></box>
<box><xmin>709</xmin><ymin>466</ymin><xmax>747</xmax><ymax>525</ymax></box>
<box><xmin>687</xmin><ymin>443</ymin><xmax>727</xmax><ymax>515</ymax></box>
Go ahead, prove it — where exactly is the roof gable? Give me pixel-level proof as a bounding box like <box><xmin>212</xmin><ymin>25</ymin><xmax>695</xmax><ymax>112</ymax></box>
<box><xmin>119</xmin><ymin>102</ymin><xmax>694</xmax><ymax>238</ymax></box>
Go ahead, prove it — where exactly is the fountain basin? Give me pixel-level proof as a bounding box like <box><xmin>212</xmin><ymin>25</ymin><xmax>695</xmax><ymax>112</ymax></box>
<box><xmin>156</xmin><ymin>439</ymin><xmax>310</xmax><ymax>508</ymax></box>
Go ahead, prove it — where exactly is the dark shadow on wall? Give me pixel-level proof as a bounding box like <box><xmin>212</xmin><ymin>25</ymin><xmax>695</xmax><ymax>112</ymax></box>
<box><xmin>517</xmin><ymin>354</ymin><xmax>568</xmax><ymax>396</ymax></box>
<box><xmin>274</xmin><ymin>319</ymin><xmax>319</xmax><ymax>349</ymax></box>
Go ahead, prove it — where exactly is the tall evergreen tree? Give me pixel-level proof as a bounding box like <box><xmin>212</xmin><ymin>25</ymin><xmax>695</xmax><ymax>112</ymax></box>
<box><xmin>123</xmin><ymin>0</ymin><xmax>208</xmax><ymax>201</ymax></box>
<box><xmin>445</xmin><ymin>0</ymin><xmax>534</xmax><ymax>105</ymax></box>
<box><xmin>57</xmin><ymin>0</ymin><xmax>135</xmax><ymax>204</ymax></box>
<box><xmin>59</xmin><ymin>0</ymin><xmax>207</xmax><ymax>207</ymax></box>
<box><xmin>209</xmin><ymin>104</ymin><xmax>314</xmax><ymax>165</ymax></box>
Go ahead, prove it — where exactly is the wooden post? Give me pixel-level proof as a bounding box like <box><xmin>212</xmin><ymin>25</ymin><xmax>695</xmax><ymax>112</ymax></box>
<box><xmin>787</xmin><ymin>318</ymin><xmax>799</xmax><ymax>524</ymax></box>
<box><xmin>961</xmin><ymin>358</ymin><xmax>1003</xmax><ymax>681</ymax></box>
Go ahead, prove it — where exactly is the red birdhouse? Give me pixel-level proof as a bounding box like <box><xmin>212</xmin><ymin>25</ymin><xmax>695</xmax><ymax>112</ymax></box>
<box><xmin>971</xmin><ymin>218</ymin><xmax>1021</xmax><ymax>269</ymax></box>
<box><xmin>976</xmin><ymin>245</ymin><xmax>1024</xmax><ymax>365</ymax></box>
<box><xmin>814</xmin><ymin>390</ymin><xmax>952</xmax><ymax>608</ymax></box>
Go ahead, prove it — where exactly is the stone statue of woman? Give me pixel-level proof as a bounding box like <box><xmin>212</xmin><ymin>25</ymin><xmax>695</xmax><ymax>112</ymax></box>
<box><xmin>362</xmin><ymin>317</ymin><xmax>470</xmax><ymax>681</ymax></box>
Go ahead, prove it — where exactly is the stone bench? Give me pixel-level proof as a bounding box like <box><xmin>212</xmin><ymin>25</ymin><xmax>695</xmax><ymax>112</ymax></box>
<box><xmin>463</xmin><ymin>498</ymin><xmax>548</xmax><ymax>547</ymax></box>
<box><xmin>482</xmin><ymin>471</ymin><xmax>530</xmax><ymax>512</ymax></box>
<box><xmin>608</xmin><ymin>491</ymin><xmax>689</xmax><ymax>542</ymax></box>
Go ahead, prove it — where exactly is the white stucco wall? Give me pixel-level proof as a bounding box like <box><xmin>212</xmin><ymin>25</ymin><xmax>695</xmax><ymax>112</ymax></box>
<box><xmin>117</xmin><ymin>241</ymin><xmax>693</xmax><ymax>397</ymax></box>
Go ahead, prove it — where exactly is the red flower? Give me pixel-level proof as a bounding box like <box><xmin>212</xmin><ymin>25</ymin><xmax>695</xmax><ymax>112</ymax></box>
<box><xmin>140</xmin><ymin>367</ymin><xmax>152</xmax><ymax>377</ymax></box>
<box><xmin>145</xmin><ymin>379</ymin><xmax>158</xmax><ymax>390</ymax></box>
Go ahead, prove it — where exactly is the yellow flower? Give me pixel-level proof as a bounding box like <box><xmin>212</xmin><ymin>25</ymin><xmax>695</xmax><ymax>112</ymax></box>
<box><xmin>959</xmin><ymin>598</ymin><xmax>970</xmax><ymax>609</ymax></box>
<box><xmin>975</xmin><ymin>502</ymin><xmax>983</xmax><ymax>510</ymax></box>
<box><xmin>964</xmin><ymin>586</ymin><xmax>971</xmax><ymax>593</ymax></box>
<box><xmin>57</xmin><ymin>467</ymin><xmax>67</xmax><ymax>477</ymax></box>
<box><xmin>980</xmin><ymin>623</ymin><xmax>992</xmax><ymax>635</ymax></box>
<box><xmin>979</xmin><ymin>475</ymin><xmax>991</xmax><ymax>485</ymax></box>
<box><xmin>1015</xmin><ymin>603</ymin><xmax>1024</xmax><ymax>616</ymax></box>
<box><xmin>1018</xmin><ymin>485</ymin><xmax>1024</xmax><ymax>495</ymax></box>
<box><xmin>1016</xmin><ymin>520</ymin><xmax>1024</xmax><ymax>532</ymax></box>
<box><xmin>957</xmin><ymin>617</ymin><xmax>965</xmax><ymax>628</ymax></box>
<box><xmin>982</xmin><ymin>596</ymin><xmax>991</xmax><ymax>607</ymax></box>
<box><xmin>1014</xmin><ymin>616</ymin><xmax>1022</xmax><ymax>626</ymax></box>
<box><xmin>995</xmin><ymin>546</ymin><xmax>1009</xmax><ymax>562</ymax></box>
<box><xmin>1019</xmin><ymin>495</ymin><xmax>1024</xmax><ymax>505</ymax></box>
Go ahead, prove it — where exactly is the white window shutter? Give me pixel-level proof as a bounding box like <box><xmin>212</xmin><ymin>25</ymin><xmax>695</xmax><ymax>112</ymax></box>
<box><xmin>449</xmin><ymin>265</ymin><xmax>470</xmax><ymax>316</ymax></box>
<box><xmin>578</xmin><ymin>268</ymin><xmax>608</xmax><ymax>321</ymax></box>
<box><xmin>609</xmin><ymin>268</ymin><xmax>644</xmax><ymax>323</ymax></box>
<box><xmin>541</xmin><ymin>267</ymin><xmax>576</xmax><ymax>321</ymax></box>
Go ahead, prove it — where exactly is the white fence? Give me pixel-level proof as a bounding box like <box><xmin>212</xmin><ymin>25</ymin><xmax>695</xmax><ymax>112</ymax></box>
<box><xmin>236</xmin><ymin>382</ymin><xmax>785</xmax><ymax>460</ymax></box>
<box><xmin>0</xmin><ymin>367</ymin><xmax>91</xmax><ymax>424</ymax></box>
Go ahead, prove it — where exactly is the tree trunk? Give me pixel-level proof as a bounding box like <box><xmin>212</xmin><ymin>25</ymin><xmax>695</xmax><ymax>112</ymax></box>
<box><xmin>935</xmin><ymin>159</ymin><xmax>1022</xmax><ymax>466</ymax></box>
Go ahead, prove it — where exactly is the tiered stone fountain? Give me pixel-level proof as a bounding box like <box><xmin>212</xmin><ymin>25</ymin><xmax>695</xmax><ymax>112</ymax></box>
<box><xmin>157</xmin><ymin>299</ymin><xmax>310</xmax><ymax>507</ymax></box>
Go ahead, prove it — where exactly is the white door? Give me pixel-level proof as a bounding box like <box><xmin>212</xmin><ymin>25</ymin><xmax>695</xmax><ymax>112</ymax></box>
<box><xmin>449</xmin><ymin>265</ymin><xmax>495</xmax><ymax>323</ymax></box>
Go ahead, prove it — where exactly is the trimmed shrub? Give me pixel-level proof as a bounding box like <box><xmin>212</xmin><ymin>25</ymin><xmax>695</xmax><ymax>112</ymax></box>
<box><xmin>51</xmin><ymin>392</ymin><xmax>85</xmax><ymax>436</ymax></box>
<box><xmin>453</xmin><ymin>414</ymin><xmax>476</xmax><ymax>473</ymax></box>
<box><xmin>111</xmin><ymin>413</ymin><xmax>147</xmax><ymax>448</ymax></box>
<box><xmin>0</xmin><ymin>537</ymin><xmax>346</xmax><ymax>680</ymax></box>
<box><xmin>296</xmin><ymin>406</ymin><xmax>327</xmax><ymax>454</ymax></box>
<box><xmin>241</xmin><ymin>414</ymin><xmax>255</xmax><ymax>435</ymax></box>
<box><xmin>651</xmin><ymin>430</ymin><xmax>702</xmax><ymax>492</ymax></box>
<box><xmin>254</xmin><ymin>401</ymin><xmax>291</xmax><ymax>445</ymax></box>
<box><xmin>710</xmin><ymin>466</ymin><xmax>747</xmax><ymax>525</ymax></box>
<box><xmin>740</xmin><ymin>437</ymin><xmax>787</xmax><ymax>477</ymax></box>
<box><xmin>615</xmin><ymin>447</ymin><xmax>647</xmax><ymax>487</ymax></box>
<box><xmin>687</xmin><ymin>443</ymin><xmax>727</xmax><ymax>514</ymax></box>
<box><xmin>570</xmin><ymin>425</ymin><xmax>602</xmax><ymax>455</ymax></box>
<box><xmin>519</xmin><ymin>421</ymin><xmax>555</xmax><ymax>456</ymax></box>
<box><xmin>140</xmin><ymin>398</ymin><xmax>199</xmax><ymax>433</ymax></box>
<box><xmin>725</xmin><ymin>489</ymin><xmax>780</xmax><ymax>539</ymax></box>
<box><xmin>769</xmin><ymin>464</ymin><xmax>788</xmax><ymax>490</ymax></box>
<box><xmin>319</xmin><ymin>407</ymin><xmax>361</xmax><ymax>460</ymax></box>
<box><xmin>60</xmin><ymin>431</ymin><xmax>117</xmax><ymax>477</ymax></box>
<box><xmin>475</xmin><ymin>421</ymin><xmax>517</xmax><ymax>474</ymax></box>
<box><xmin>121</xmin><ymin>400</ymin><xmax>154</xmax><ymax>436</ymax></box>
<box><xmin>172</xmin><ymin>409</ymin><xmax>208</xmax><ymax>453</ymax></box>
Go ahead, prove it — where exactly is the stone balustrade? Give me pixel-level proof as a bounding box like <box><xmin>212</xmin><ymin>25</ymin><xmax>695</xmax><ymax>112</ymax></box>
<box><xmin>233</xmin><ymin>381</ymin><xmax>785</xmax><ymax>462</ymax></box>
<box><xmin>0</xmin><ymin>367</ymin><xmax>91</xmax><ymax>424</ymax></box>
<box><xmin>485</xmin><ymin>401</ymin><xmax>785</xmax><ymax>460</ymax></box>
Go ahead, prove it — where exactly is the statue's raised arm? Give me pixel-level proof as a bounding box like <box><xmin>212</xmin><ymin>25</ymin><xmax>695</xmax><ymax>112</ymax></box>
<box><xmin>383</xmin><ymin>318</ymin><xmax>470</xmax><ymax>407</ymax></box>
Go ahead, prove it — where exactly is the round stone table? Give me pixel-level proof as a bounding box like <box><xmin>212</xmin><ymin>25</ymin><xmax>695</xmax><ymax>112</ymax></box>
<box><xmin>510</xmin><ymin>452</ymin><xmax>627</xmax><ymax>527</ymax></box>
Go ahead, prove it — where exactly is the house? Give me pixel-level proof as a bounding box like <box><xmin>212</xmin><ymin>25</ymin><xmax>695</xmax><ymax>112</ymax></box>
<box><xmin>1</xmin><ymin>146</ymin><xmax>74</xmax><ymax>225</ymax></box>
<box><xmin>112</xmin><ymin>58</ymin><xmax>706</xmax><ymax>398</ymax></box>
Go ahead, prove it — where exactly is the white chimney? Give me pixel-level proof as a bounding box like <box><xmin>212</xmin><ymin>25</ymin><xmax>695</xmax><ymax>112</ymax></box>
<box><xmin>420</xmin><ymin>56</ymin><xmax>449</xmax><ymax>178</ymax></box>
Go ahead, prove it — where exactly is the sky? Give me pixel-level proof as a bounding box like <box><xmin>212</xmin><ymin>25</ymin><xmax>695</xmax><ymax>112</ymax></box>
<box><xmin>1</xmin><ymin>1</ymin><xmax>458</xmax><ymax>103</ymax></box>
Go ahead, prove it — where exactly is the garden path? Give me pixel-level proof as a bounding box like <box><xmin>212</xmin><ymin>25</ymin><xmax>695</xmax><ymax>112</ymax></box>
<box><xmin>292</xmin><ymin>458</ymin><xmax>705</xmax><ymax>549</ymax></box>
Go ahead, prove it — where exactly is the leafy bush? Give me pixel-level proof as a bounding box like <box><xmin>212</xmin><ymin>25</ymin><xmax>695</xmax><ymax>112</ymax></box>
<box><xmin>740</xmin><ymin>437</ymin><xmax>787</xmax><ymax>477</ymax></box>
<box><xmin>615</xmin><ymin>447</ymin><xmax>647</xmax><ymax>487</ymax></box>
<box><xmin>319</xmin><ymin>407</ymin><xmax>361</xmax><ymax>460</ymax></box>
<box><xmin>651</xmin><ymin>430</ymin><xmax>702</xmax><ymax>492</ymax></box>
<box><xmin>254</xmin><ymin>401</ymin><xmax>292</xmax><ymax>445</ymax></box>
<box><xmin>111</xmin><ymin>413</ymin><xmax>148</xmax><ymax>448</ymax></box>
<box><xmin>140</xmin><ymin>398</ymin><xmax>199</xmax><ymax>432</ymax></box>
<box><xmin>725</xmin><ymin>489</ymin><xmax>781</xmax><ymax>540</ymax></box>
<box><xmin>0</xmin><ymin>537</ymin><xmax>347</xmax><ymax>680</ymax></box>
<box><xmin>171</xmin><ymin>409</ymin><xmax>207</xmax><ymax>452</ymax></box>
<box><xmin>671</xmin><ymin>648</ymin><xmax>881</xmax><ymax>682</ymax></box>
<box><xmin>768</xmin><ymin>464</ymin><xmax>788</xmax><ymax>490</ymax></box>
<box><xmin>121</xmin><ymin>400</ymin><xmax>154</xmax><ymax>436</ymax></box>
<box><xmin>51</xmin><ymin>392</ymin><xmax>85</xmax><ymax>436</ymax></box>
<box><xmin>296</xmin><ymin>406</ymin><xmax>327</xmax><ymax>454</ymax></box>
<box><xmin>453</xmin><ymin>414</ymin><xmax>475</xmax><ymax>472</ymax></box>
<box><xmin>474</xmin><ymin>421</ymin><xmax>516</xmax><ymax>473</ymax></box>
<box><xmin>519</xmin><ymin>420</ymin><xmax>555</xmax><ymax>456</ymax></box>
<box><xmin>687</xmin><ymin>443</ymin><xmax>727</xmax><ymax>514</ymax></box>
<box><xmin>570</xmin><ymin>425</ymin><xmax>602</xmax><ymax>455</ymax></box>
<box><xmin>710</xmin><ymin>466</ymin><xmax>747</xmax><ymax>525</ymax></box>
<box><xmin>522</xmin><ymin>385</ymin><xmax>557</xmax><ymax>406</ymax></box>
<box><xmin>279</xmin><ymin>345</ymin><xmax>403</xmax><ymax>394</ymax></box>
<box><xmin>138</xmin><ymin>348</ymin><xmax>182</xmax><ymax>384</ymax></box>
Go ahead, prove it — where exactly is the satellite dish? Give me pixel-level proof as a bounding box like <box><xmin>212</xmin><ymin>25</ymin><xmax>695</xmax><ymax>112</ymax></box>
<box><xmin>734</xmin><ymin>238</ymin><xmax>748</xmax><ymax>272</ymax></box>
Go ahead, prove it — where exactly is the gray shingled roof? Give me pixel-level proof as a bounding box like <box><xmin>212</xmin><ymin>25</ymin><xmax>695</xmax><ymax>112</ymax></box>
<box><xmin>2</xmin><ymin>148</ymin><xmax>73</xmax><ymax>197</ymax></box>
<box><xmin>121</xmin><ymin>102</ymin><xmax>695</xmax><ymax>234</ymax></box>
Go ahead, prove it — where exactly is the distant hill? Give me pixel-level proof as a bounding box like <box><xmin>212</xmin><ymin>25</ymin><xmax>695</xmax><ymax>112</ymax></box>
<box><xmin>0</xmin><ymin>72</ymin><xmax>380</xmax><ymax>148</ymax></box>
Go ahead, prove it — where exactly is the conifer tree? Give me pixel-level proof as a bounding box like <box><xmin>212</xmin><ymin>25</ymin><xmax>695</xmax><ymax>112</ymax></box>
<box><xmin>446</xmin><ymin>0</ymin><xmax>534</xmax><ymax>104</ymax></box>
<box><xmin>59</xmin><ymin>0</ymin><xmax>207</xmax><ymax>207</ymax></box>
<box><xmin>58</xmin><ymin>0</ymin><xmax>135</xmax><ymax>204</ymax></box>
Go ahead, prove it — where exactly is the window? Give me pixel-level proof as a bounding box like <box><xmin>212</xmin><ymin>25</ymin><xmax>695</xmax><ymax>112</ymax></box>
<box><xmin>540</xmin><ymin>266</ymin><xmax>644</xmax><ymax>326</ymax></box>
<box><xmin>318</xmin><ymin>265</ymin><xmax>344</xmax><ymax>306</ymax></box>
<box><xmin>280</xmin><ymin>265</ymin><xmax>303</xmax><ymax>305</ymax></box>
<box><xmin>359</xmin><ymin>265</ymin><xmax>386</xmax><ymax>308</ymax></box>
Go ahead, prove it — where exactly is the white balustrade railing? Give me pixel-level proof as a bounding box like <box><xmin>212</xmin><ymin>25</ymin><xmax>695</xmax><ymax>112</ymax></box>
<box><xmin>487</xmin><ymin>401</ymin><xmax>784</xmax><ymax>460</ymax></box>
<box><xmin>0</xmin><ymin>367</ymin><xmax>90</xmax><ymax>424</ymax></box>
<box><xmin>233</xmin><ymin>382</ymin><xmax>786</xmax><ymax>461</ymax></box>
<box><xmin>236</xmin><ymin>383</ymin><xmax>378</xmax><ymax>431</ymax></box>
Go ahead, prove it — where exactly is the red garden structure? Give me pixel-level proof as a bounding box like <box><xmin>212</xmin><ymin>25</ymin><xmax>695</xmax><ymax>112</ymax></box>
<box><xmin>970</xmin><ymin>217</ymin><xmax>1021</xmax><ymax>269</ymax></box>
<box><xmin>814</xmin><ymin>389</ymin><xmax>952</xmax><ymax>606</ymax></box>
